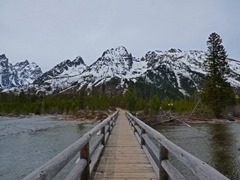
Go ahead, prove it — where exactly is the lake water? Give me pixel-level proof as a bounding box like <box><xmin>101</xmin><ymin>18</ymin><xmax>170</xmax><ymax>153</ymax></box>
<box><xmin>1</xmin><ymin>116</ymin><xmax>240</xmax><ymax>180</ymax></box>
<box><xmin>152</xmin><ymin>122</ymin><xmax>240</xmax><ymax>180</ymax></box>
<box><xmin>0</xmin><ymin>116</ymin><xmax>95</xmax><ymax>179</ymax></box>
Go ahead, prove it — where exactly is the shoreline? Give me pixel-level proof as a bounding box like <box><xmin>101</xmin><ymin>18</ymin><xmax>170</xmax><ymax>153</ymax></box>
<box><xmin>1</xmin><ymin>111</ymin><xmax>240</xmax><ymax>125</ymax></box>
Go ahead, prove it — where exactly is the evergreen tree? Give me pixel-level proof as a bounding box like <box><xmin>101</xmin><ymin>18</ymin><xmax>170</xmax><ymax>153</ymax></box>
<box><xmin>124</xmin><ymin>82</ymin><xmax>137</xmax><ymax>112</ymax></box>
<box><xmin>149</xmin><ymin>95</ymin><xmax>160</xmax><ymax>114</ymax></box>
<box><xmin>202</xmin><ymin>32</ymin><xmax>235</xmax><ymax>118</ymax></box>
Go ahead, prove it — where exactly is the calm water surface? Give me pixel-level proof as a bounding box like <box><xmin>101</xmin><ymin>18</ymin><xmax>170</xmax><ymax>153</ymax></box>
<box><xmin>153</xmin><ymin>123</ymin><xmax>240</xmax><ymax>180</ymax></box>
<box><xmin>0</xmin><ymin>116</ymin><xmax>95</xmax><ymax>179</ymax></box>
<box><xmin>1</xmin><ymin>116</ymin><xmax>240</xmax><ymax>180</ymax></box>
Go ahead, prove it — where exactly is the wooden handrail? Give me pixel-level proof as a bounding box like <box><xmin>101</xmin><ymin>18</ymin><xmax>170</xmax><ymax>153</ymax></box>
<box><xmin>126</xmin><ymin>112</ymin><xmax>229</xmax><ymax>180</ymax></box>
<box><xmin>23</xmin><ymin>111</ymin><xmax>119</xmax><ymax>180</ymax></box>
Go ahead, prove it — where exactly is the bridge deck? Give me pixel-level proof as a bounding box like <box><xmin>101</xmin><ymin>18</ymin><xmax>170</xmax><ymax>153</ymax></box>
<box><xmin>91</xmin><ymin>110</ymin><xmax>157</xmax><ymax>180</ymax></box>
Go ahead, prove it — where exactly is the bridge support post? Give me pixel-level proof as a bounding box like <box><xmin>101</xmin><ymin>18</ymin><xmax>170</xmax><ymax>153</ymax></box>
<box><xmin>133</xmin><ymin>121</ymin><xmax>137</xmax><ymax>134</ymax></box>
<box><xmin>80</xmin><ymin>142</ymin><xmax>90</xmax><ymax>180</ymax></box>
<box><xmin>101</xmin><ymin>125</ymin><xmax>105</xmax><ymax>146</ymax></box>
<box><xmin>140</xmin><ymin>128</ymin><xmax>145</xmax><ymax>149</ymax></box>
<box><xmin>159</xmin><ymin>144</ymin><xmax>169</xmax><ymax>180</ymax></box>
<box><xmin>108</xmin><ymin>121</ymin><xmax>111</xmax><ymax>135</ymax></box>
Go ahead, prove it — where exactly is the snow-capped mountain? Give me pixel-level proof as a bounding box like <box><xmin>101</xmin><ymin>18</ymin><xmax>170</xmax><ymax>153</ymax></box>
<box><xmin>31</xmin><ymin>56</ymin><xmax>86</xmax><ymax>93</ymax></box>
<box><xmin>25</xmin><ymin>47</ymin><xmax>240</xmax><ymax>96</ymax></box>
<box><xmin>2</xmin><ymin>47</ymin><xmax>240</xmax><ymax>98</ymax></box>
<box><xmin>75</xmin><ymin>46</ymin><xmax>146</xmax><ymax>91</ymax></box>
<box><xmin>141</xmin><ymin>49</ymin><xmax>208</xmax><ymax>97</ymax></box>
<box><xmin>133</xmin><ymin>48</ymin><xmax>240</xmax><ymax>97</ymax></box>
<box><xmin>0</xmin><ymin>54</ymin><xmax>42</xmax><ymax>89</ymax></box>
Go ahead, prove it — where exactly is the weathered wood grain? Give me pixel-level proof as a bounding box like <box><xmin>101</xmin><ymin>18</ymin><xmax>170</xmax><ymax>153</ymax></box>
<box><xmin>92</xmin><ymin>110</ymin><xmax>157</xmax><ymax>180</ymax></box>
<box><xmin>64</xmin><ymin>159</ymin><xmax>87</xmax><ymax>180</ymax></box>
<box><xmin>126</xmin><ymin>112</ymin><xmax>229</xmax><ymax>180</ymax></box>
<box><xmin>161</xmin><ymin>160</ymin><xmax>185</xmax><ymax>180</ymax></box>
<box><xmin>23</xmin><ymin>111</ymin><xmax>118</xmax><ymax>180</ymax></box>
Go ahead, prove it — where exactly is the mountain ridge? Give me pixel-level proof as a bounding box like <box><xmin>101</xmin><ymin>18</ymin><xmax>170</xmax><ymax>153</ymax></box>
<box><xmin>0</xmin><ymin>54</ymin><xmax>42</xmax><ymax>90</ymax></box>
<box><xmin>1</xmin><ymin>47</ymin><xmax>240</xmax><ymax>98</ymax></box>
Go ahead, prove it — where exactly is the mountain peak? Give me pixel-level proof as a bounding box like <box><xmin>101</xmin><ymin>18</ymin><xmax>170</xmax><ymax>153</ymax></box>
<box><xmin>115</xmin><ymin>46</ymin><xmax>128</xmax><ymax>55</ymax></box>
<box><xmin>72</xmin><ymin>56</ymin><xmax>86</xmax><ymax>66</ymax></box>
<box><xmin>0</xmin><ymin>55</ymin><xmax>42</xmax><ymax>89</ymax></box>
<box><xmin>168</xmin><ymin>48</ymin><xmax>182</xmax><ymax>53</ymax></box>
<box><xmin>0</xmin><ymin>54</ymin><xmax>7</xmax><ymax>60</ymax></box>
<box><xmin>33</xmin><ymin>56</ymin><xmax>86</xmax><ymax>87</ymax></box>
<box><xmin>102</xmin><ymin>46</ymin><xmax>129</xmax><ymax>58</ymax></box>
<box><xmin>14</xmin><ymin>60</ymin><xmax>30</xmax><ymax>67</ymax></box>
<box><xmin>0</xmin><ymin>54</ymin><xmax>9</xmax><ymax>67</ymax></box>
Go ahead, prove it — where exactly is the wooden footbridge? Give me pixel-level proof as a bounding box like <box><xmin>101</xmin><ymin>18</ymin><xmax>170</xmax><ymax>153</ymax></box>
<box><xmin>23</xmin><ymin>110</ymin><xmax>229</xmax><ymax>180</ymax></box>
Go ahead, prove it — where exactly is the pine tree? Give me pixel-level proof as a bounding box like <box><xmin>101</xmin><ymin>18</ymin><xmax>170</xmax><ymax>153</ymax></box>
<box><xmin>202</xmin><ymin>32</ymin><xmax>235</xmax><ymax>118</ymax></box>
<box><xmin>149</xmin><ymin>95</ymin><xmax>160</xmax><ymax>114</ymax></box>
<box><xmin>124</xmin><ymin>82</ymin><xmax>137</xmax><ymax>112</ymax></box>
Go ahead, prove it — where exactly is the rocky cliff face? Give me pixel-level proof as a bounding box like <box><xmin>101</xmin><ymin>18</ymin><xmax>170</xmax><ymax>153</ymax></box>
<box><xmin>30</xmin><ymin>56</ymin><xmax>86</xmax><ymax>94</ymax></box>
<box><xmin>75</xmin><ymin>46</ymin><xmax>143</xmax><ymax>90</ymax></box>
<box><xmin>0</xmin><ymin>54</ymin><xmax>42</xmax><ymax>89</ymax></box>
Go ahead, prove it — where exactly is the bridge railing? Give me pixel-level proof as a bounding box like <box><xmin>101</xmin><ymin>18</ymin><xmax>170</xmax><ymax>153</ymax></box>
<box><xmin>23</xmin><ymin>111</ymin><xmax>119</xmax><ymax>180</ymax></box>
<box><xmin>126</xmin><ymin>112</ymin><xmax>229</xmax><ymax>180</ymax></box>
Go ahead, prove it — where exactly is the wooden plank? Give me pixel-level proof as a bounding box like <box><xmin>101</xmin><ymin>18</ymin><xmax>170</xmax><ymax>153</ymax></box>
<box><xmin>135</xmin><ymin>125</ymin><xmax>141</xmax><ymax>136</ymax></box>
<box><xmin>90</xmin><ymin>145</ymin><xmax>104</xmax><ymax>174</ymax></box>
<box><xmin>142</xmin><ymin>134</ymin><xmax>159</xmax><ymax>159</ymax></box>
<box><xmin>93</xmin><ymin>177</ymin><xmax>157</xmax><ymax>180</ymax></box>
<box><xmin>93</xmin><ymin>172</ymin><xmax>157</xmax><ymax>179</ymax></box>
<box><xmin>160</xmin><ymin>144</ymin><xmax>169</xmax><ymax>180</ymax></box>
<box><xmin>64</xmin><ymin>159</ymin><xmax>87</xmax><ymax>180</ymax></box>
<box><xmin>80</xmin><ymin>142</ymin><xmax>90</xmax><ymax>179</ymax></box>
<box><xmin>23</xmin><ymin>111</ymin><xmax>119</xmax><ymax>180</ymax></box>
<box><xmin>161</xmin><ymin>138</ymin><xmax>229</xmax><ymax>180</ymax></box>
<box><xmin>97</xmin><ymin>163</ymin><xmax>153</xmax><ymax>169</ymax></box>
<box><xmin>96</xmin><ymin>166</ymin><xmax>155</xmax><ymax>173</ymax></box>
<box><xmin>90</xmin><ymin>134</ymin><xmax>103</xmax><ymax>158</ymax></box>
<box><xmin>161</xmin><ymin>160</ymin><xmax>185</xmax><ymax>180</ymax></box>
<box><xmin>92</xmin><ymin>110</ymin><xmax>157</xmax><ymax>180</ymax></box>
<box><xmin>142</xmin><ymin>145</ymin><xmax>159</xmax><ymax>179</ymax></box>
<box><xmin>104</xmin><ymin>132</ymin><xmax>110</xmax><ymax>144</ymax></box>
<box><xmin>126</xmin><ymin>112</ymin><xmax>229</xmax><ymax>180</ymax></box>
<box><xmin>23</xmin><ymin>134</ymin><xmax>90</xmax><ymax>180</ymax></box>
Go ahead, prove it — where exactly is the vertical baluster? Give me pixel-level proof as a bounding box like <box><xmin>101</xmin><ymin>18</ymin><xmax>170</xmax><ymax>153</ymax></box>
<box><xmin>101</xmin><ymin>125</ymin><xmax>105</xmax><ymax>146</ymax></box>
<box><xmin>108</xmin><ymin>120</ymin><xmax>111</xmax><ymax>135</ymax></box>
<box><xmin>133</xmin><ymin>121</ymin><xmax>137</xmax><ymax>134</ymax></box>
<box><xmin>80</xmin><ymin>142</ymin><xmax>90</xmax><ymax>180</ymax></box>
<box><xmin>159</xmin><ymin>144</ymin><xmax>169</xmax><ymax>180</ymax></box>
<box><xmin>140</xmin><ymin>127</ymin><xmax>146</xmax><ymax>149</ymax></box>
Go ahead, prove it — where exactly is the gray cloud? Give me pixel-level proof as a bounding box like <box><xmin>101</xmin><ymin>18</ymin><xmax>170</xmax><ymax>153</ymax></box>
<box><xmin>0</xmin><ymin>0</ymin><xmax>239</xmax><ymax>71</ymax></box>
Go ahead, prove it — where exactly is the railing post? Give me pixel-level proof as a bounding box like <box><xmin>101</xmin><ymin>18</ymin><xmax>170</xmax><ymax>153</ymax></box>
<box><xmin>80</xmin><ymin>142</ymin><xmax>90</xmax><ymax>180</ymax></box>
<box><xmin>140</xmin><ymin>127</ymin><xmax>145</xmax><ymax>149</ymax></box>
<box><xmin>133</xmin><ymin>120</ymin><xmax>137</xmax><ymax>134</ymax></box>
<box><xmin>112</xmin><ymin>115</ymin><xmax>116</xmax><ymax>126</ymax></box>
<box><xmin>159</xmin><ymin>144</ymin><xmax>169</xmax><ymax>180</ymax></box>
<box><xmin>101</xmin><ymin>125</ymin><xmax>105</xmax><ymax>146</ymax></box>
<box><xmin>108</xmin><ymin>120</ymin><xmax>111</xmax><ymax>135</ymax></box>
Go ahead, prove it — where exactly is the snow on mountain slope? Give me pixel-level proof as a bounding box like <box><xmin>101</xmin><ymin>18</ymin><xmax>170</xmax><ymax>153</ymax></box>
<box><xmin>0</xmin><ymin>54</ymin><xmax>12</xmax><ymax>88</ymax></box>
<box><xmin>32</xmin><ymin>47</ymin><xmax>240</xmax><ymax>96</ymax></box>
<box><xmin>142</xmin><ymin>49</ymin><xmax>206</xmax><ymax>95</ymax></box>
<box><xmin>140</xmin><ymin>48</ymin><xmax>240</xmax><ymax>96</ymax></box>
<box><xmin>2</xmin><ymin>47</ymin><xmax>240</xmax><ymax>98</ymax></box>
<box><xmin>76</xmin><ymin>46</ymin><xmax>147</xmax><ymax>90</ymax></box>
<box><xmin>13</xmin><ymin>60</ymin><xmax>42</xmax><ymax>85</ymax></box>
<box><xmin>0</xmin><ymin>54</ymin><xmax>42</xmax><ymax>89</ymax></box>
<box><xmin>33</xmin><ymin>56</ymin><xmax>86</xmax><ymax>93</ymax></box>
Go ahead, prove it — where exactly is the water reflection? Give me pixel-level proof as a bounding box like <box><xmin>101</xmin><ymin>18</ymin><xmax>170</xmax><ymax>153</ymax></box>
<box><xmin>76</xmin><ymin>124</ymin><xmax>84</xmax><ymax>133</ymax></box>
<box><xmin>208</xmin><ymin>124</ymin><xmax>240</xmax><ymax>179</ymax></box>
<box><xmin>0</xmin><ymin>116</ymin><xmax>95</xmax><ymax>180</ymax></box>
<box><xmin>153</xmin><ymin>123</ymin><xmax>240</xmax><ymax>180</ymax></box>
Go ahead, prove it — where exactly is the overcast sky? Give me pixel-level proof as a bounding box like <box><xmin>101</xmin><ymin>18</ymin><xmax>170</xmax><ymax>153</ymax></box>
<box><xmin>0</xmin><ymin>0</ymin><xmax>240</xmax><ymax>71</ymax></box>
